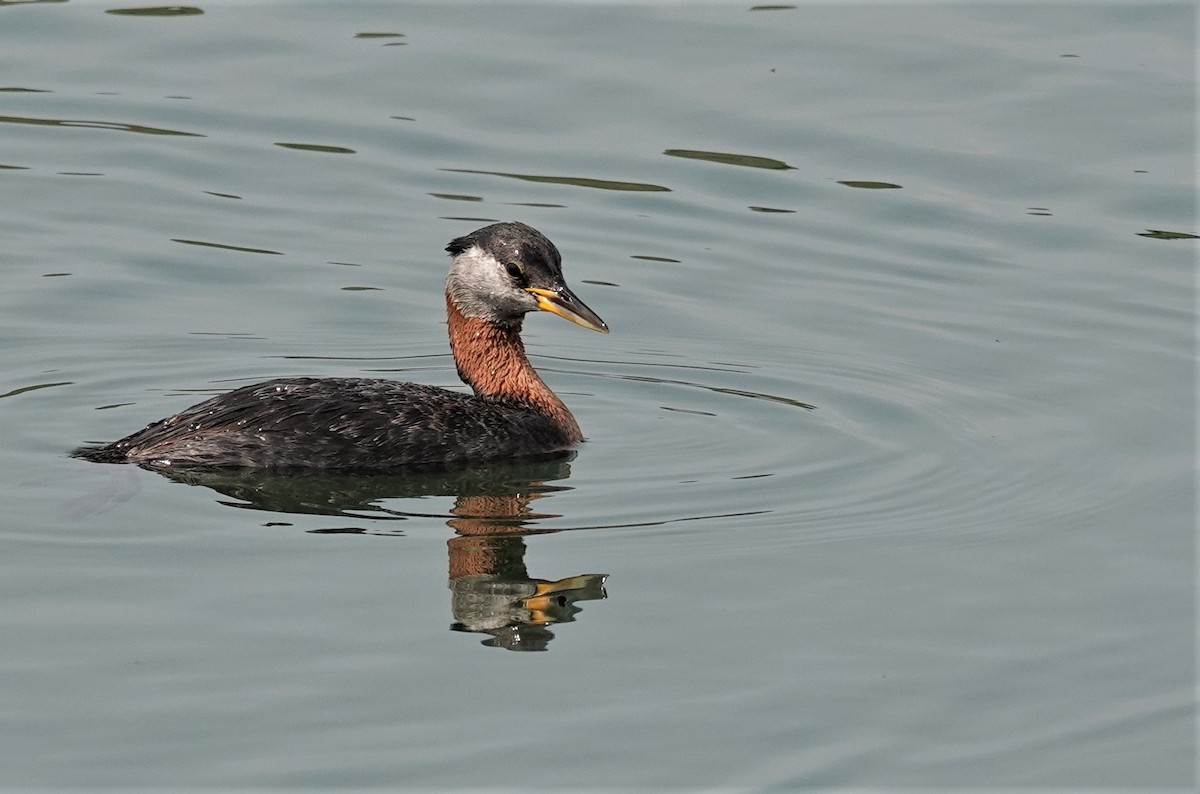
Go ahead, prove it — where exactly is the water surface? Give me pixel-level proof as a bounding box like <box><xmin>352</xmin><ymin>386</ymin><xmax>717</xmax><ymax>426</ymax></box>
<box><xmin>0</xmin><ymin>2</ymin><xmax>1193</xmax><ymax>788</ymax></box>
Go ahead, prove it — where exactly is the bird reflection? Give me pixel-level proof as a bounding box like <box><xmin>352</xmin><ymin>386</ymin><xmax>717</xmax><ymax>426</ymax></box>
<box><xmin>151</xmin><ymin>454</ymin><xmax>607</xmax><ymax>651</ymax></box>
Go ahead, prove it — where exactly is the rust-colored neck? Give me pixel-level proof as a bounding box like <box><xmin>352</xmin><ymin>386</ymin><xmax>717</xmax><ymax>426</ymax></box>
<box><xmin>446</xmin><ymin>295</ymin><xmax>582</xmax><ymax>442</ymax></box>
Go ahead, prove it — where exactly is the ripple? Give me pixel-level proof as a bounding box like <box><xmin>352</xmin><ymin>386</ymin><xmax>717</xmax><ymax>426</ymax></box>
<box><xmin>546</xmin><ymin>327</ymin><xmax>1158</xmax><ymax>550</ymax></box>
<box><xmin>663</xmin><ymin>148</ymin><xmax>795</xmax><ymax>170</ymax></box>
<box><xmin>105</xmin><ymin>6</ymin><xmax>204</xmax><ymax>16</ymax></box>
<box><xmin>171</xmin><ymin>239</ymin><xmax>283</xmax><ymax>256</ymax></box>
<box><xmin>0</xmin><ymin>381</ymin><xmax>72</xmax><ymax>400</ymax></box>
<box><xmin>0</xmin><ymin>113</ymin><xmax>203</xmax><ymax>137</ymax></box>
<box><xmin>837</xmin><ymin>180</ymin><xmax>903</xmax><ymax>189</ymax></box>
<box><xmin>429</xmin><ymin>192</ymin><xmax>483</xmax><ymax>202</ymax></box>
<box><xmin>1136</xmin><ymin>229</ymin><xmax>1197</xmax><ymax>240</ymax></box>
<box><xmin>441</xmin><ymin>168</ymin><xmax>671</xmax><ymax>192</ymax></box>
<box><xmin>273</xmin><ymin>142</ymin><xmax>356</xmax><ymax>154</ymax></box>
<box><xmin>780</xmin><ymin>351</ymin><xmax>1153</xmax><ymax>544</ymax></box>
<box><xmin>604</xmin><ymin>370</ymin><xmax>815</xmax><ymax>411</ymax></box>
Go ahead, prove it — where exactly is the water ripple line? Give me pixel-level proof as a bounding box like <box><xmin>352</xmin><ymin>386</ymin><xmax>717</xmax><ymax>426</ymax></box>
<box><xmin>0</xmin><ymin>113</ymin><xmax>203</xmax><ymax>137</ymax></box>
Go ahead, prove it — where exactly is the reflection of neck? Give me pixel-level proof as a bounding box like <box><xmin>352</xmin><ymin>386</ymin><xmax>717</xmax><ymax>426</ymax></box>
<box><xmin>447</xmin><ymin>534</ymin><xmax>530</xmax><ymax>578</ymax></box>
<box><xmin>446</xmin><ymin>295</ymin><xmax>582</xmax><ymax>442</ymax></box>
<box><xmin>448</xmin><ymin>493</ymin><xmax>534</xmax><ymax>576</ymax></box>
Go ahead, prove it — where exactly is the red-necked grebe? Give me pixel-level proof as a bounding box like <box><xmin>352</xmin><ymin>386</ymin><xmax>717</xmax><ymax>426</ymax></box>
<box><xmin>73</xmin><ymin>221</ymin><xmax>608</xmax><ymax>470</ymax></box>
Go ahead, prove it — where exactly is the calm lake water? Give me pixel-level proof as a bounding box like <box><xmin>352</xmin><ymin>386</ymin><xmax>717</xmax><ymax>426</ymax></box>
<box><xmin>1</xmin><ymin>1</ymin><xmax>1194</xmax><ymax>788</ymax></box>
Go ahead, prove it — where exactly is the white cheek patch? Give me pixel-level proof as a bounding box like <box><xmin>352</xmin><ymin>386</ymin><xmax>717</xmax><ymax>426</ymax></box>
<box><xmin>446</xmin><ymin>246</ymin><xmax>536</xmax><ymax>322</ymax></box>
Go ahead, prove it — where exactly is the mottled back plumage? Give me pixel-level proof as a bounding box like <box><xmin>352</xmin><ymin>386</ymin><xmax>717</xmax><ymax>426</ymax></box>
<box><xmin>74</xmin><ymin>378</ymin><xmax>575</xmax><ymax>470</ymax></box>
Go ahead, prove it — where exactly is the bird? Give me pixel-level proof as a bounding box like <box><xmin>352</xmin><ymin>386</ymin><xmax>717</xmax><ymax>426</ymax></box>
<box><xmin>72</xmin><ymin>221</ymin><xmax>609</xmax><ymax>471</ymax></box>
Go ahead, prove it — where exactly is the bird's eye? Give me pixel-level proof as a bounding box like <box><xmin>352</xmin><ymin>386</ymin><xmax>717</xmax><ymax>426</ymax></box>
<box><xmin>505</xmin><ymin>262</ymin><xmax>525</xmax><ymax>283</ymax></box>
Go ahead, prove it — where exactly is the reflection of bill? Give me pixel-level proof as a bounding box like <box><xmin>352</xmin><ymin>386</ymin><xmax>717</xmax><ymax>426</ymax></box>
<box><xmin>447</xmin><ymin>493</ymin><xmax>607</xmax><ymax>652</ymax></box>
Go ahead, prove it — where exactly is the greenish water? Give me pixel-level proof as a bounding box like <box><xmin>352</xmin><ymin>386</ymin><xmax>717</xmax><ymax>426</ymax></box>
<box><xmin>0</xmin><ymin>2</ymin><xmax>1193</xmax><ymax>788</ymax></box>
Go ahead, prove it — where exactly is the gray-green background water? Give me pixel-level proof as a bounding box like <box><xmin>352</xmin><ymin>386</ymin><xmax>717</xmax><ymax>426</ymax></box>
<box><xmin>1</xmin><ymin>1</ymin><xmax>1194</xmax><ymax>788</ymax></box>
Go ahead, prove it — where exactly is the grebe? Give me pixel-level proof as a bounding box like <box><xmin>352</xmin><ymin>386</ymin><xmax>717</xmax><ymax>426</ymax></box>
<box><xmin>73</xmin><ymin>222</ymin><xmax>608</xmax><ymax>470</ymax></box>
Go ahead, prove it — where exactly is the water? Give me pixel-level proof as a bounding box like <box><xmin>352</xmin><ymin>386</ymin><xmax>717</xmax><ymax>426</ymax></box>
<box><xmin>1</xmin><ymin>1</ymin><xmax>1193</xmax><ymax>788</ymax></box>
